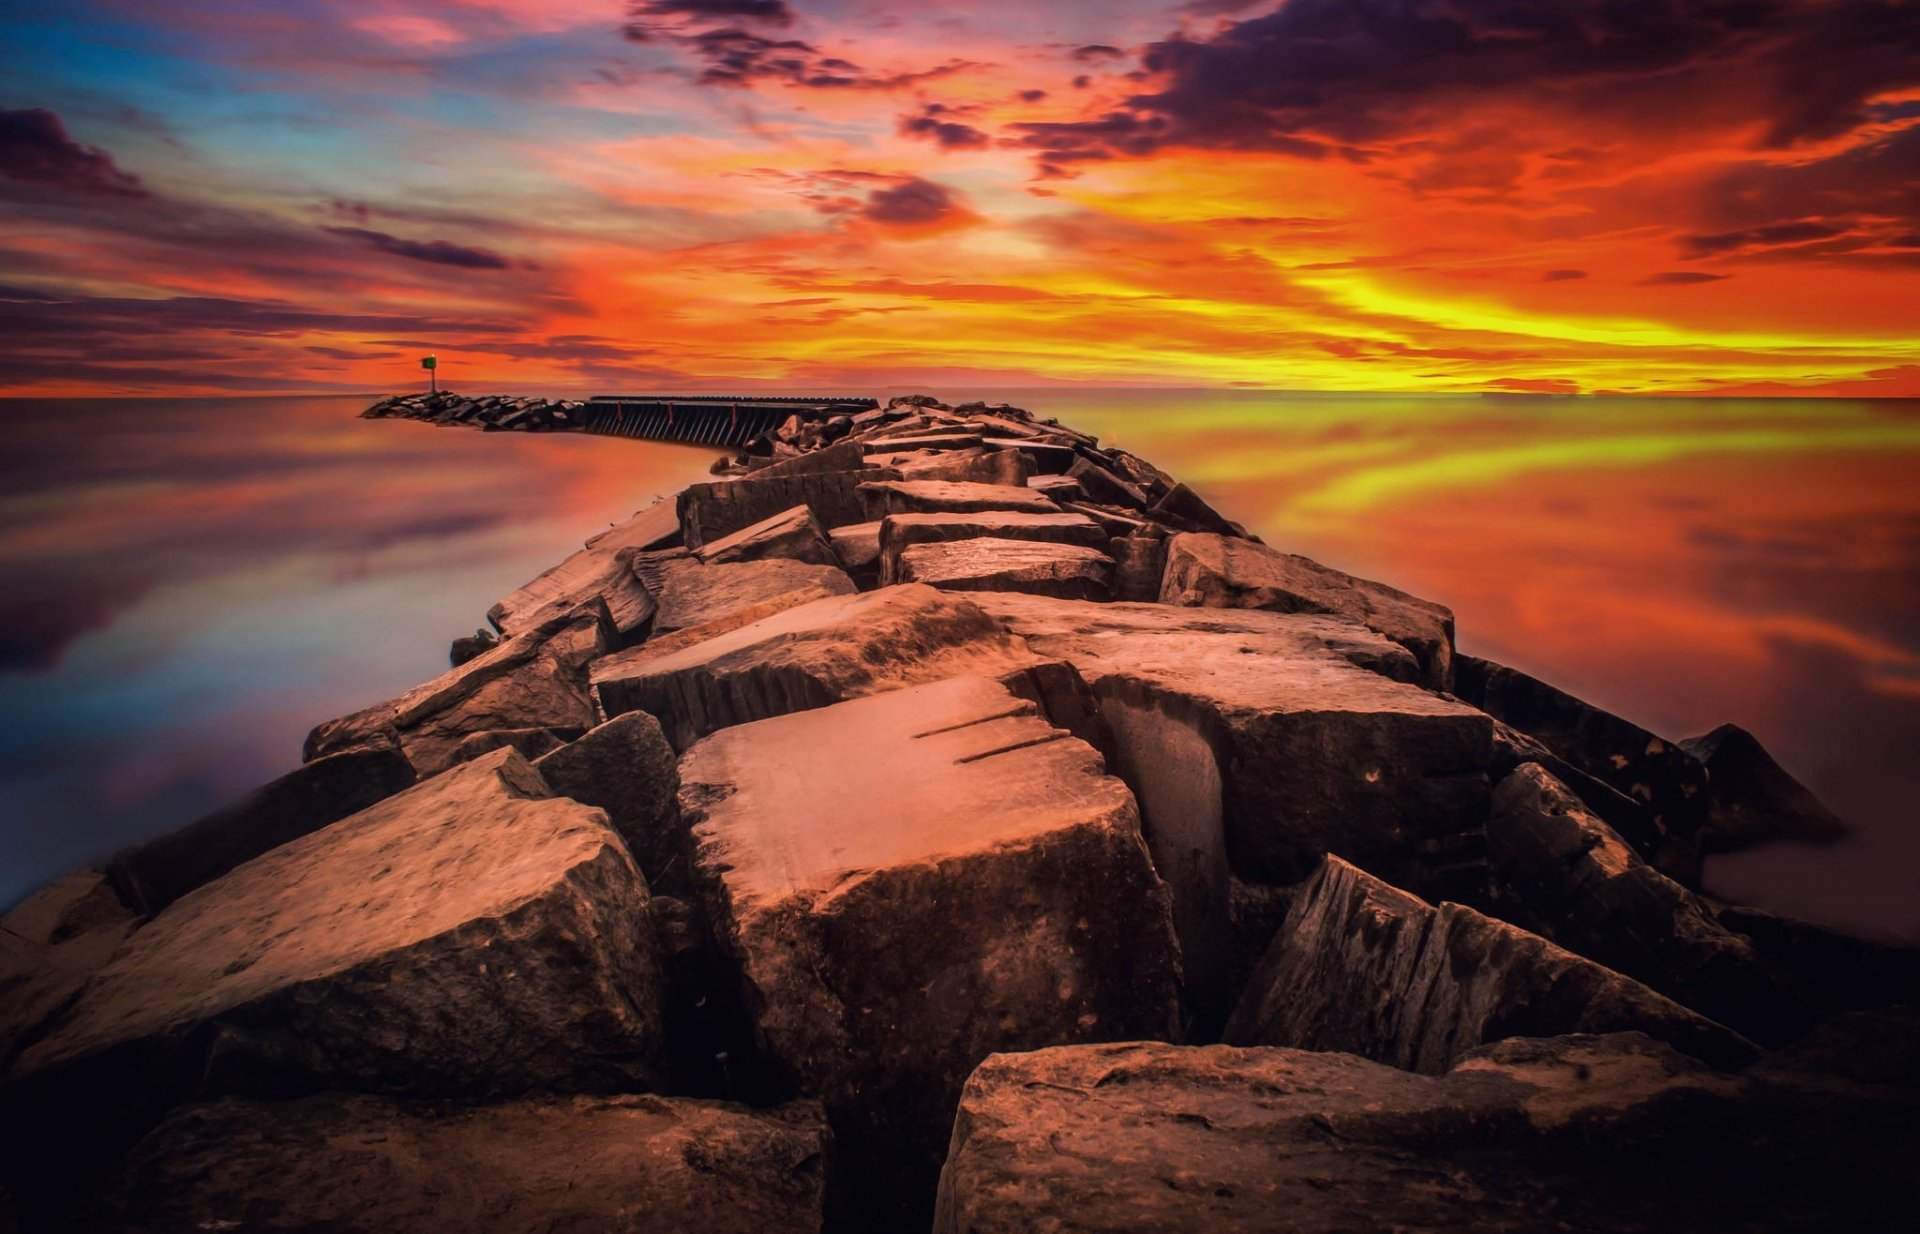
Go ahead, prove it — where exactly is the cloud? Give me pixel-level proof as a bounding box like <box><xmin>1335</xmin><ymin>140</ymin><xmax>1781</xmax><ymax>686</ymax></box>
<box><xmin>861</xmin><ymin>177</ymin><xmax>966</xmax><ymax>227</ymax></box>
<box><xmin>628</xmin><ymin>0</ymin><xmax>794</xmax><ymax>25</ymax></box>
<box><xmin>1640</xmin><ymin>271</ymin><xmax>1732</xmax><ymax>285</ymax></box>
<box><xmin>0</xmin><ymin>109</ymin><xmax>147</xmax><ymax>198</ymax></box>
<box><xmin>898</xmin><ymin>103</ymin><xmax>990</xmax><ymax>150</ymax></box>
<box><xmin>622</xmin><ymin>2</ymin><xmax>974</xmax><ymax>90</ymax></box>
<box><xmin>1543</xmin><ymin>269</ymin><xmax>1587</xmax><ymax>282</ymax></box>
<box><xmin>322</xmin><ymin>225</ymin><xmax>515</xmax><ymax>270</ymax></box>
<box><xmin>1680</xmin><ymin>220</ymin><xmax>1849</xmax><ymax>258</ymax></box>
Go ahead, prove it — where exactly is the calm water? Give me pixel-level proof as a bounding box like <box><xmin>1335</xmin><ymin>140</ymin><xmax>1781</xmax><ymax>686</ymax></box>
<box><xmin>3</xmin><ymin>392</ymin><xmax>1916</xmax><ymax>939</ymax></box>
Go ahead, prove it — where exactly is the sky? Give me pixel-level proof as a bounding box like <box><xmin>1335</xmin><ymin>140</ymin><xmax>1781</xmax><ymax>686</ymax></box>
<box><xmin>1</xmin><ymin>0</ymin><xmax>1917</xmax><ymax>397</ymax></box>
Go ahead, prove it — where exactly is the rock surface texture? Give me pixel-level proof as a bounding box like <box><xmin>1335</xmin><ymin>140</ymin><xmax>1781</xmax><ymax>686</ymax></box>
<box><xmin>4</xmin><ymin>390</ymin><xmax>1901</xmax><ymax>1233</ymax></box>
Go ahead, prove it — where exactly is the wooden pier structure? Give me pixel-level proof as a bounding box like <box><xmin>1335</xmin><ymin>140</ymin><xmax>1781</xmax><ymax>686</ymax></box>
<box><xmin>577</xmin><ymin>394</ymin><xmax>878</xmax><ymax>448</ymax></box>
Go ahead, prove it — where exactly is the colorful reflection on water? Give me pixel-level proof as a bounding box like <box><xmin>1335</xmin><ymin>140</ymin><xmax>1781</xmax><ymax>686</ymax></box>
<box><xmin>2</xmin><ymin>392</ymin><xmax>1915</xmax><ymax>939</ymax></box>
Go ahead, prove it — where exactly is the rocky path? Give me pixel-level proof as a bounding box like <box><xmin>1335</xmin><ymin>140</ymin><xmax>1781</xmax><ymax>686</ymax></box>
<box><xmin>1</xmin><ymin>394</ymin><xmax>1915</xmax><ymax>1232</ymax></box>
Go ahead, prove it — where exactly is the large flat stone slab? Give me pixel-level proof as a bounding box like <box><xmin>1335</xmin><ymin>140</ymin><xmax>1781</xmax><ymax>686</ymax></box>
<box><xmin>305</xmin><ymin>603</ymin><xmax>614</xmax><ymax>776</ymax></box>
<box><xmin>896</xmin><ymin>538</ymin><xmax>1114</xmax><ymax>602</ymax></box>
<box><xmin>633</xmin><ymin>554</ymin><xmax>855</xmax><ymax>636</ymax></box>
<box><xmin>106</xmin><ymin>743</ymin><xmax>417</xmax><ymax>916</ymax></box>
<box><xmin>878</xmin><ymin>510</ymin><xmax>1106</xmax><ymax>584</ymax></box>
<box><xmin>857</xmin><ymin>479</ymin><xmax>1061</xmax><ymax>519</ymax></box>
<box><xmin>489</xmin><ymin>497</ymin><xmax>680</xmax><ymax>638</ymax></box>
<box><xmin>679</xmin><ymin>466</ymin><xmax>899</xmax><ymax>550</ymax></box>
<box><xmin>1224</xmin><ymin>855</ymin><xmax>1754</xmax><ymax>1072</ymax></box>
<box><xmin>934</xmin><ymin>1034</ymin><xmax>1917</xmax><ymax>1234</ymax></box>
<box><xmin>87</xmin><ymin>1092</ymin><xmax>826</xmax><ymax>1234</ymax></box>
<box><xmin>592</xmin><ymin>585</ymin><xmax>1043</xmax><ymax>748</ymax></box>
<box><xmin>1455</xmin><ymin>654</ymin><xmax>1706</xmax><ymax>882</ymax></box>
<box><xmin>972</xmin><ymin>594</ymin><xmax>1491</xmax><ymax>1017</ymax></box>
<box><xmin>1162</xmin><ymin>532</ymin><xmax>1456</xmax><ymax>691</ymax></box>
<box><xmin>1490</xmin><ymin>762</ymin><xmax>1814</xmax><ymax>1046</ymax></box>
<box><xmin>533</xmin><ymin>711</ymin><xmax>681</xmax><ymax>890</ymax></box>
<box><xmin>4</xmin><ymin>750</ymin><xmax>664</xmax><ymax>1169</ymax></box>
<box><xmin>680</xmin><ymin>676</ymin><xmax>1181</xmax><ymax>1229</ymax></box>
<box><xmin>694</xmin><ymin>503</ymin><xmax>839</xmax><ymax>568</ymax></box>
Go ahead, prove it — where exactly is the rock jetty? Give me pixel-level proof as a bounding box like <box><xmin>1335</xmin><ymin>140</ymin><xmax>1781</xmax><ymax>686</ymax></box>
<box><xmin>2</xmin><ymin>392</ymin><xmax>1915</xmax><ymax>1233</ymax></box>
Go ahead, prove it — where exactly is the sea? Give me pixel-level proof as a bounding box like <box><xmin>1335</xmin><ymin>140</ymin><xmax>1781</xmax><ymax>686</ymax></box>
<box><xmin>3</xmin><ymin>390</ymin><xmax>1916</xmax><ymax>939</ymax></box>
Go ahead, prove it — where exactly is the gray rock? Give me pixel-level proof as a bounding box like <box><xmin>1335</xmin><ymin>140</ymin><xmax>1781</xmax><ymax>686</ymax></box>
<box><xmin>896</xmin><ymin>538</ymin><xmax>1114</xmax><ymax>601</ymax></box>
<box><xmin>1224</xmin><ymin>855</ymin><xmax>1755</xmax><ymax>1072</ymax></box>
<box><xmin>877</xmin><ymin>510</ymin><xmax>1106</xmax><ymax>584</ymax></box>
<box><xmin>695</xmin><ymin>504</ymin><xmax>839</xmax><ymax>568</ymax></box>
<box><xmin>1162</xmin><ymin>532</ymin><xmax>1456</xmax><ymax>691</ymax></box>
<box><xmin>105</xmin><ymin>742</ymin><xmax>417</xmax><ymax>916</ymax></box>
<box><xmin>856</xmin><ymin>479</ymin><xmax>1062</xmax><ymax>519</ymax></box>
<box><xmin>87</xmin><ymin>1091</ymin><xmax>827</xmax><ymax>1234</ymax></box>
<box><xmin>1681</xmin><ymin>722</ymin><xmax>1850</xmax><ymax>853</ymax></box>
<box><xmin>534</xmin><ymin>711</ymin><xmax>682</xmax><ymax>891</ymax></box>
<box><xmin>680</xmin><ymin>676</ymin><xmax>1180</xmax><ymax>1230</ymax></box>
<box><xmin>632</xmin><ymin>554</ymin><xmax>856</xmax><ymax>636</ymax></box>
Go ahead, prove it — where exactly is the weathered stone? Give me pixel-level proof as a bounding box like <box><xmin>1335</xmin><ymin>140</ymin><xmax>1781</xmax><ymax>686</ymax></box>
<box><xmin>877</xmin><ymin>510</ymin><xmax>1106</xmax><ymax>582</ymax></box>
<box><xmin>679</xmin><ymin>466</ymin><xmax>899</xmax><ymax>549</ymax></box>
<box><xmin>857</xmin><ymin>479</ymin><xmax>1060</xmax><ymax>519</ymax></box>
<box><xmin>534</xmin><ymin>711</ymin><xmax>681</xmax><ymax>890</ymax></box>
<box><xmin>1489</xmin><ymin>763</ymin><xmax>1819</xmax><ymax>1046</ymax></box>
<box><xmin>695</xmin><ymin>503</ymin><xmax>839</xmax><ymax>568</ymax></box>
<box><xmin>1065</xmin><ymin>456</ymin><xmax>1149</xmax><ymax>509</ymax></box>
<box><xmin>827</xmin><ymin>520</ymin><xmax>882</xmax><ymax>575</ymax></box>
<box><xmin>934</xmin><ymin>1034</ymin><xmax>1919</xmax><ymax>1234</ymax></box>
<box><xmin>0</xmin><ymin>872</ymin><xmax>134</xmax><ymax>1068</ymax></box>
<box><xmin>984</xmin><ymin>437</ymin><xmax>1077</xmax><ymax>473</ymax></box>
<box><xmin>86</xmin><ymin>1092</ymin><xmax>827</xmax><ymax>1234</ymax></box>
<box><xmin>1148</xmin><ymin>481</ymin><xmax>1238</xmax><ymax>535</ymax></box>
<box><xmin>972</xmin><ymin>594</ymin><xmax>1491</xmax><ymax>1017</ymax></box>
<box><xmin>893</xmin><ymin>447</ymin><xmax>1033</xmax><ymax>487</ymax></box>
<box><xmin>105</xmin><ymin>742</ymin><xmax>417</xmax><ymax>916</ymax></box>
<box><xmin>1104</xmin><ymin>448</ymin><xmax>1177</xmax><ymax>501</ymax></box>
<box><xmin>3</xmin><ymin>750</ymin><xmax>664</xmax><ymax>1177</ymax></box>
<box><xmin>746</xmin><ymin>438</ymin><xmax>866</xmax><ymax>480</ymax></box>
<box><xmin>592</xmin><ymin>585</ymin><xmax>1043</xmax><ymax>748</ymax></box>
<box><xmin>861</xmin><ymin>430</ymin><xmax>982</xmax><ymax>453</ymax></box>
<box><xmin>681</xmin><ymin>676</ymin><xmax>1181</xmax><ymax>1229</ymax></box>
<box><xmin>1710</xmin><ymin>902</ymin><xmax>1920</xmax><ymax>1019</ymax></box>
<box><xmin>584</xmin><ymin>496</ymin><xmax>683</xmax><ymax>553</ymax></box>
<box><xmin>1162</xmin><ymin>533</ymin><xmax>1456</xmax><ymax>691</ymax></box>
<box><xmin>304</xmin><ymin>603</ymin><xmax>614</xmax><ymax>777</ymax></box>
<box><xmin>1681</xmin><ymin>722</ymin><xmax>1850</xmax><ymax>853</ymax></box>
<box><xmin>1224</xmin><ymin>856</ymin><xmax>1755</xmax><ymax>1071</ymax></box>
<box><xmin>1061</xmin><ymin>500</ymin><xmax>1156</xmax><ymax>537</ymax></box>
<box><xmin>633</xmin><ymin>554</ymin><xmax>855</xmax><ymax>636</ymax></box>
<box><xmin>1455</xmin><ymin>655</ymin><xmax>1706</xmax><ymax>882</ymax></box>
<box><xmin>897</xmin><ymin>539</ymin><xmax>1115</xmax><ymax>601</ymax></box>
<box><xmin>489</xmin><ymin>546</ymin><xmax>653</xmax><ymax>640</ymax></box>
<box><xmin>1107</xmin><ymin>534</ymin><xmax>1167</xmax><ymax>602</ymax></box>
<box><xmin>448</xmin><ymin>627</ymin><xmax>497</xmax><ymax>667</ymax></box>
<box><xmin>1024</xmin><ymin>473</ymin><xmax>1084</xmax><ymax>501</ymax></box>
<box><xmin>449</xmin><ymin>725</ymin><xmax>574</xmax><ymax>765</ymax></box>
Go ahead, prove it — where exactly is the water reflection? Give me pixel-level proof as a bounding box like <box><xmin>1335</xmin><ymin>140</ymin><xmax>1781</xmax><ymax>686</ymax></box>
<box><xmin>2</xmin><ymin>392</ymin><xmax>1915</xmax><ymax>939</ymax></box>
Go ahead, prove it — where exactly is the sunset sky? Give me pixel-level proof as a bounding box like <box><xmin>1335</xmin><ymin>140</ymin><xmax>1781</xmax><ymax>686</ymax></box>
<box><xmin>2</xmin><ymin>0</ymin><xmax>1917</xmax><ymax>396</ymax></box>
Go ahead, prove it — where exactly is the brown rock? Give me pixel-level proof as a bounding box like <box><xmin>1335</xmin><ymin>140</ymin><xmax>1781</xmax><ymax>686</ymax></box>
<box><xmin>972</xmin><ymin>594</ymin><xmax>1490</xmax><ymax>1016</ymax></box>
<box><xmin>934</xmin><ymin>1033</ymin><xmax>1918</xmax><ymax>1234</ymax></box>
<box><xmin>304</xmin><ymin>603</ymin><xmax>614</xmax><ymax>777</ymax></box>
<box><xmin>1680</xmin><ymin>722</ymin><xmax>1850</xmax><ymax>853</ymax></box>
<box><xmin>448</xmin><ymin>628</ymin><xmax>497</xmax><ymax>667</ymax></box>
<box><xmin>984</xmin><ymin>437</ymin><xmax>1077</xmax><ymax>474</ymax></box>
<box><xmin>1455</xmin><ymin>655</ymin><xmax>1706</xmax><ymax>882</ymax></box>
<box><xmin>534</xmin><ymin>711</ymin><xmax>682</xmax><ymax>891</ymax></box>
<box><xmin>1065</xmin><ymin>456</ymin><xmax>1149</xmax><ymax>509</ymax></box>
<box><xmin>633</xmin><ymin>554</ymin><xmax>855</xmax><ymax>636</ymax></box>
<box><xmin>592</xmin><ymin>585</ymin><xmax>1042</xmax><ymax>747</ymax></box>
<box><xmin>894</xmin><ymin>447</ymin><xmax>1034</xmax><ymax>487</ymax></box>
<box><xmin>0</xmin><ymin>873</ymin><xmax>134</xmax><ymax>1067</ymax></box>
<box><xmin>448</xmin><ymin>725</ymin><xmax>575</xmax><ymax>765</ymax></box>
<box><xmin>856</xmin><ymin>479</ymin><xmax>1061</xmax><ymax>519</ymax></box>
<box><xmin>1107</xmin><ymin>534</ymin><xmax>1167</xmax><ymax>602</ymax></box>
<box><xmin>746</xmin><ymin>438</ymin><xmax>866</xmax><ymax>480</ymax></box>
<box><xmin>1024</xmin><ymin>473</ymin><xmax>1084</xmax><ymax>502</ymax></box>
<box><xmin>105</xmin><ymin>742</ymin><xmax>417</xmax><ymax>916</ymax></box>
<box><xmin>679</xmin><ymin>466</ymin><xmax>899</xmax><ymax>550</ymax></box>
<box><xmin>1489</xmin><ymin>763</ymin><xmax>1817</xmax><ymax>1046</ymax></box>
<box><xmin>4</xmin><ymin>750</ymin><xmax>664</xmax><ymax>1174</ymax></box>
<box><xmin>694</xmin><ymin>504</ymin><xmax>838</xmax><ymax>568</ymax></box>
<box><xmin>860</xmin><ymin>430</ymin><xmax>983</xmax><ymax>453</ymax></box>
<box><xmin>1162</xmin><ymin>532</ymin><xmax>1456</xmax><ymax>691</ymax></box>
<box><xmin>681</xmin><ymin>676</ymin><xmax>1181</xmax><ymax>1229</ymax></box>
<box><xmin>583</xmin><ymin>496</ymin><xmax>683</xmax><ymax>553</ymax></box>
<box><xmin>1148</xmin><ymin>481</ymin><xmax>1238</xmax><ymax>535</ymax></box>
<box><xmin>896</xmin><ymin>538</ymin><xmax>1114</xmax><ymax>601</ymax></box>
<box><xmin>489</xmin><ymin>547</ymin><xmax>653</xmax><ymax>642</ymax></box>
<box><xmin>827</xmin><ymin>520</ymin><xmax>882</xmax><ymax>575</ymax></box>
<box><xmin>1224</xmin><ymin>856</ymin><xmax>1755</xmax><ymax>1072</ymax></box>
<box><xmin>87</xmin><ymin>1092</ymin><xmax>827</xmax><ymax>1234</ymax></box>
<box><xmin>877</xmin><ymin>510</ymin><xmax>1106</xmax><ymax>584</ymax></box>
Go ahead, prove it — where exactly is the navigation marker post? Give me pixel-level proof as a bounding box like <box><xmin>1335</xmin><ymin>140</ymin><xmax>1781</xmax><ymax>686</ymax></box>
<box><xmin>421</xmin><ymin>354</ymin><xmax>438</xmax><ymax>394</ymax></box>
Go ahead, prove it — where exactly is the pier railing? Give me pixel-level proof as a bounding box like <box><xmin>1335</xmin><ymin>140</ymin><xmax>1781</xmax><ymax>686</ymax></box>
<box><xmin>578</xmin><ymin>395</ymin><xmax>879</xmax><ymax>447</ymax></box>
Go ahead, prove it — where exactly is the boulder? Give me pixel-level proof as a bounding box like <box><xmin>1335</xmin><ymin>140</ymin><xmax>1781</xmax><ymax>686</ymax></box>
<box><xmin>746</xmin><ymin>438</ymin><xmax>866</xmax><ymax>480</ymax></box>
<box><xmin>1162</xmin><ymin>533</ymin><xmax>1456</xmax><ymax>691</ymax></box>
<box><xmin>584</xmin><ymin>496</ymin><xmax>684</xmax><ymax>553</ymax></box>
<box><xmin>3</xmin><ymin>750</ymin><xmax>665</xmax><ymax>1179</ymax></box>
<box><xmin>827</xmin><ymin>520</ymin><xmax>882</xmax><ymax>578</ymax></box>
<box><xmin>592</xmin><ymin>585</ymin><xmax>1044</xmax><ymax>748</ymax></box>
<box><xmin>534</xmin><ymin>711</ymin><xmax>682</xmax><ymax>891</ymax></box>
<box><xmin>448</xmin><ymin>725</ymin><xmax>575</xmax><ymax>765</ymax></box>
<box><xmin>877</xmin><ymin>510</ymin><xmax>1107</xmax><ymax>584</ymax></box>
<box><xmin>448</xmin><ymin>628</ymin><xmax>497</xmax><ymax>667</ymax></box>
<box><xmin>86</xmin><ymin>1092</ymin><xmax>826</xmax><ymax>1234</ymax></box>
<box><xmin>679</xmin><ymin>466</ymin><xmax>899</xmax><ymax>550</ymax></box>
<box><xmin>896</xmin><ymin>539</ymin><xmax>1115</xmax><ymax>602</ymax></box>
<box><xmin>1680</xmin><ymin>723</ymin><xmax>1850</xmax><ymax>853</ymax></box>
<box><xmin>933</xmin><ymin>1034</ymin><xmax>1919</xmax><ymax>1234</ymax></box>
<box><xmin>632</xmin><ymin>554</ymin><xmax>855</xmax><ymax>636</ymax></box>
<box><xmin>1107</xmin><ymin>534</ymin><xmax>1167</xmax><ymax>602</ymax></box>
<box><xmin>489</xmin><ymin>547</ymin><xmax>652</xmax><ymax>642</ymax></box>
<box><xmin>1489</xmin><ymin>763</ymin><xmax>1818</xmax><ymax>1046</ymax></box>
<box><xmin>984</xmin><ymin>437</ymin><xmax>1077</xmax><ymax>474</ymax></box>
<box><xmin>1024</xmin><ymin>473</ymin><xmax>1084</xmax><ymax>502</ymax></box>
<box><xmin>860</xmin><ymin>431</ymin><xmax>983</xmax><ymax>453</ymax></box>
<box><xmin>856</xmin><ymin>479</ymin><xmax>1061</xmax><ymax>520</ymax></box>
<box><xmin>892</xmin><ymin>447</ymin><xmax>1034</xmax><ymax>487</ymax></box>
<box><xmin>1224</xmin><ymin>855</ymin><xmax>1755</xmax><ymax>1072</ymax></box>
<box><xmin>1454</xmin><ymin>655</ymin><xmax>1705</xmax><ymax>882</ymax></box>
<box><xmin>304</xmin><ymin>603</ymin><xmax>614</xmax><ymax>777</ymax></box>
<box><xmin>105</xmin><ymin>742</ymin><xmax>417</xmax><ymax>916</ymax></box>
<box><xmin>1065</xmin><ymin>456</ymin><xmax>1150</xmax><ymax>509</ymax></box>
<box><xmin>971</xmin><ymin>594</ymin><xmax>1491</xmax><ymax>1017</ymax></box>
<box><xmin>695</xmin><ymin>504</ymin><xmax>839</xmax><ymax>569</ymax></box>
<box><xmin>680</xmin><ymin>676</ymin><xmax>1181</xmax><ymax>1229</ymax></box>
<box><xmin>0</xmin><ymin>872</ymin><xmax>135</xmax><ymax>1067</ymax></box>
<box><xmin>1147</xmin><ymin>482</ymin><xmax>1239</xmax><ymax>536</ymax></box>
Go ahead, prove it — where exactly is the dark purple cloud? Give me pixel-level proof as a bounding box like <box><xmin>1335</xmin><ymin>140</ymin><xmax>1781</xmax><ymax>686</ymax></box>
<box><xmin>623</xmin><ymin>3</ymin><xmax>973</xmax><ymax>90</ymax></box>
<box><xmin>0</xmin><ymin>108</ymin><xmax>147</xmax><ymax>198</ymax></box>
<box><xmin>898</xmin><ymin>103</ymin><xmax>990</xmax><ymax>150</ymax></box>
<box><xmin>1641</xmin><ymin>271</ymin><xmax>1732</xmax><ymax>286</ymax></box>
<box><xmin>1681</xmin><ymin>220</ymin><xmax>1849</xmax><ymax>258</ymax></box>
<box><xmin>322</xmin><ymin>226</ymin><xmax>514</xmax><ymax>270</ymax></box>
<box><xmin>626</xmin><ymin>0</ymin><xmax>794</xmax><ymax>30</ymax></box>
<box><xmin>1543</xmin><ymin>269</ymin><xmax>1588</xmax><ymax>282</ymax></box>
<box><xmin>862</xmin><ymin>177</ymin><xmax>963</xmax><ymax>226</ymax></box>
<box><xmin>1071</xmin><ymin>44</ymin><xmax>1126</xmax><ymax>62</ymax></box>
